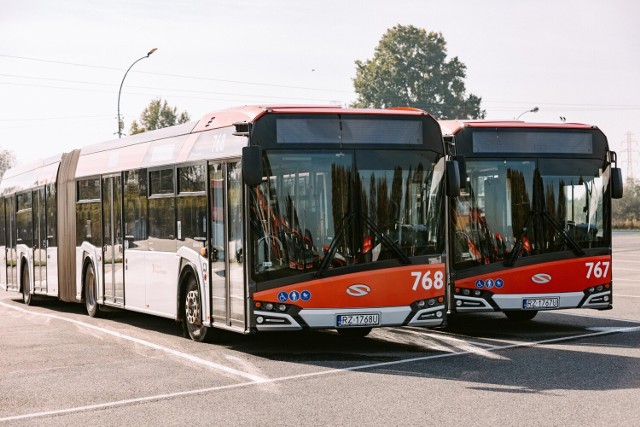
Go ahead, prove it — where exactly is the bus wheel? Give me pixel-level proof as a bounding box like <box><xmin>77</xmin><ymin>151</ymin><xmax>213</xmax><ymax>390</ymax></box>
<box><xmin>183</xmin><ymin>275</ymin><xmax>211</xmax><ymax>342</ymax></box>
<box><xmin>337</xmin><ymin>327</ymin><xmax>372</xmax><ymax>339</ymax></box>
<box><xmin>22</xmin><ymin>265</ymin><xmax>34</xmax><ymax>306</ymax></box>
<box><xmin>84</xmin><ymin>263</ymin><xmax>100</xmax><ymax>317</ymax></box>
<box><xmin>504</xmin><ymin>310</ymin><xmax>538</xmax><ymax>321</ymax></box>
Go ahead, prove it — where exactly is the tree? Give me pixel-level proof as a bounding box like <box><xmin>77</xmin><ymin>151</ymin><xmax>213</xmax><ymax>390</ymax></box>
<box><xmin>130</xmin><ymin>98</ymin><xmax>190</xmax><ymax>135</ymax></box>
<box><xmin>352</xmin><ymin>25</ymin><xmax>485</xmax><ymax>119</ymax></box>
<box><xmin>0</xmin><ymin>148</ymin><xmax>16</xmax><ymax>179</ymax></box>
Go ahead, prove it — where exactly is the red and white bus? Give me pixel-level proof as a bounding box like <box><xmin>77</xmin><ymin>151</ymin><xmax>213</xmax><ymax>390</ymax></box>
<box><xmin>442</xmin><ymin>120</ymin><xmax>623</xmax><ymax>321</ymax></box>
<box><xmin>0</xmin><ymin>105</ymin><xmax>460</xmax><ymax>340</ymax></box>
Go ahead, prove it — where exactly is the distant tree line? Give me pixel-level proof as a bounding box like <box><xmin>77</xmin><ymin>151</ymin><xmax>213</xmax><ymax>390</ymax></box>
<box><xmin>613</xmin><ymin>178</ymin><xmax>640</xmax><ymax>229</ymax></box>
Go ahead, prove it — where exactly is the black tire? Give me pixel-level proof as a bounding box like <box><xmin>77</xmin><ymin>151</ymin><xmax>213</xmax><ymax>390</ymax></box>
<box><xmin>504</xmin><ymin>310</ymin><xmax>538</xmax><ymax>321</ymax></box>
<box><xmin>336</xmin><ymin>327</ymin><xmax>372</xmax><ymax>339</ymax></box>
<box><xmin>182</xmin><ymin>275</ymin><xmax>211</xmax><ymax>342</ymax></box>
<box><xmin>84</xmin><ymin>263</ymin><xmax>100</xmax><ymax>317</ymax></box>
<box><xmin>22</xmin><ymin>264</ymin><xmax>34</xmax><ymax>306</ymax></box>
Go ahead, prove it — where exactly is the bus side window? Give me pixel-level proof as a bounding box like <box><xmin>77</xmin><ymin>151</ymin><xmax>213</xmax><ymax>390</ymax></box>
<box><xmin>177</xmin><ymin>164</ymin><xmax>207</xmax><ymax>250</ymax></box>
<box><xmin>124</xmin><ymin>169</ymin><xmax>149</xmax><ymax>250</ymax></box>
<box><xmin>148</xmin><ymin>168</ymin><xmax>176</xmax><ymax>252</ymax></box>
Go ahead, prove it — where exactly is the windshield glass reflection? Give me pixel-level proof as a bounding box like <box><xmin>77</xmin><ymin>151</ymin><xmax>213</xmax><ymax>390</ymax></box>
<box><xmin>452</xmin><ymin>158</ymin><xmax>611</xmax><ymax>270</ymax></box>
<box><xmin>250</xmin><ymin>149</ymin><xmax>444</xmax><ymax>283</ymax></box>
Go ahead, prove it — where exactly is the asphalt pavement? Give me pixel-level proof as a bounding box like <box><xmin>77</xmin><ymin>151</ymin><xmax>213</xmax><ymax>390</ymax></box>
<box><xmin>0</xmin><ymin>233</ymin><xmax>638</xmax><ymax>426</ymax></box>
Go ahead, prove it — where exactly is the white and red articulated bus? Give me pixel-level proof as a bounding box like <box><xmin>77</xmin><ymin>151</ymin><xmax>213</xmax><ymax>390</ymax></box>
<box><xmin>0</xmin><ymin>105</ymin><xmax>461</xmax><ymax>341</ymax></box>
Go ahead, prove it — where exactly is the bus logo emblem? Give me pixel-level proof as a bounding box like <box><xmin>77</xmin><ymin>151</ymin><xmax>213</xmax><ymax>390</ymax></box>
<box><xmin>346</xmin><ymin>284</ymin><xmax>371</xmax><ymax>297</ymax></box>
<box><xmin>531</xmin><ymin>273</ymin><xmax>552</xmax><ymax>284</ymax></box>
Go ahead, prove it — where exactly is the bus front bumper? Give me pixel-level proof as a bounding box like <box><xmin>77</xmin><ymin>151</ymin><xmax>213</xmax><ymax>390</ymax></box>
<box><xmin>254</xmin><ymin>305</ymin><xmax>445</xmax><ymax>332</ymax></box>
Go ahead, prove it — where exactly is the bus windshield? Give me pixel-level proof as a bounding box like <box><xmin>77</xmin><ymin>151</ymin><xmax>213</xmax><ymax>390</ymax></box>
<box><xmin>452</xmin><ymin>157</ymin><xmax>611</xmax><ymax>270</ymax></box>
<box><xmin>250</xmin><ymin>149</ymin><xmax>445</xmax><ymax>285</ymax></box>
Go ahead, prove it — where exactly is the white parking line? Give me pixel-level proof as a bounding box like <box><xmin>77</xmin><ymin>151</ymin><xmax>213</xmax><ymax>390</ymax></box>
<box><xmin>555</xmin><ymin>310</ymin><xmax>640</xmax><ymax>324</ymax></box>
<box><xmin>0</xmin><ymin>301</ymin><xmax>267</xmax><ymax>383</ymax></box>
<box><xmin>616</xmin><ymin>294</ymin><xmax>640</xmax><ymax>298</ymax></box>
<box><xmin>1</xmin><ymin>321</ymin><xmax>638</xmax><ymax>423</ymax></box>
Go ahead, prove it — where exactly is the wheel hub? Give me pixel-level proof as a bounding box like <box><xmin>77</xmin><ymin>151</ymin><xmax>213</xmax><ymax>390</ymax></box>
<box><xmin>185</xmin><ymin>290</ymin><xmax>200</xmax><ymax>325</ymax></box>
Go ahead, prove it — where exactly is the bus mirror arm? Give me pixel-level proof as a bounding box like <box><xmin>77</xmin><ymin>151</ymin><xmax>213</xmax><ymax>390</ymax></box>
<box><xmin>242</xmin><ymin>146</ymin><xmax>263</xmax><ymax>186</ymax></box>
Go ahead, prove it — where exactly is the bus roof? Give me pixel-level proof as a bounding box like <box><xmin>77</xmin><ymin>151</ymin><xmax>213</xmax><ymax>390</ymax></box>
<box><xmin>74</xmin><ymin>105</ymin><xmax>433</xmax><ymax>178</ymax></box>
<box><xmin>78</xmin><ymin>105</ymin><xmax>431</xmax><ymax>156</ymax></box>
<box><xmin>438</xmin><ymin>120</ymin><xmax>597</xmax><ymax>137</ymax></box>
<box><xmin>190</xmin><ymin>105</ymin><xmax>429</xmax><ymax>132</ymax></box>
<box><xmin>0</xmin><ymin>105</ymin><xmax>436</xmax><ymax>186</ymax></box>
<box><xmin>0</xmin><ymin>153</ymin><xmax>63</xmax><ymax>195</ymax></box>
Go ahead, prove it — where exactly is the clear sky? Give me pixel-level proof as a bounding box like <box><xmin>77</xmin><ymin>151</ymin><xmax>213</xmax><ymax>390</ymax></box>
<box><xmin>1</xmin><ymin>0</ymin><xmax>639</xmax><ymax>177</ymax></box>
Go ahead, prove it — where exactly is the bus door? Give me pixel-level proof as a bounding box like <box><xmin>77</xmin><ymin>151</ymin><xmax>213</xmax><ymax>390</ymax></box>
<box><xmin>45</xmin><ymin>183</ymin><xmax>58</xmax><ymax>295</ymax></box>
<box><xmin>102</xmin><ymin>175</ymin><xmax>124</xmax><ymax>305</ymax></box>
<box><xmin>15</xmin><ymin>193</ymin><xmax>33</xmax><ymax>291</ymax></box>
<box><xmin>5</xmin><ymin>196</ymin><xmax>17</xmax><ymax>291</ymax></box>
<box><xmin>209</xmin><ymin>161</ymin><xmax>246</xmax><ymax>331</ymax></box>
<box><xmin>33</xmin><ymin>188</ymin><xmax>47</xmax><ymax>293</ymax></box>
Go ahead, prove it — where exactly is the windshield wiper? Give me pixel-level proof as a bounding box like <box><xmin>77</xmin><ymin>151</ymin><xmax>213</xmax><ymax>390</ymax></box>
<box><xmin>314</xmin><ymin>212</ymin><xmax>411</xmax><ymax>278</ymax></box>
<box><xmin>359</xmin><ymin>213</ymin><xmax>411</xmax><ymax>265</ymax></box>
<box><xmin>543</xmin><ymin>211</ymin><xmax>585</xmax><ymax>256</ymax></box>
<box><xmin>505</xmin><ymin>210</ymin><xmax>535</xmax><ymax>267</ymax></box>
<box><xmin>505</xmin><ymin>210</ymin><xmax>585</xmax><ymax>267</ymax></box>
<box><xmin>314</xmin><ymin>213</ymin><xmax>354</xmax><ymax>279</ymax></box>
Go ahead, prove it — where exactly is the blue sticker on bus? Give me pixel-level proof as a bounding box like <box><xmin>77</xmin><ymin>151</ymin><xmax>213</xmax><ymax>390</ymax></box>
<box><xmin>485</xmin><ymin>279</ymin><xmax>494</xmax><ymax>289</ymax></box>
<box><xmin>475</xmin><ymin>279</ymin><xmax>484</xmax><ymax>289</ymax></box>
<box><xmin>495</xmin><ymin>279</ymin><xmax>504</xmax><ymax>288</ymax></box>
<box><xmin>278</xmin><ymin>291</ymin><xmax>288</xmax><ymax>302</ymax></box>
<box><xmin>301</xmin><ymin>290</ymin><xmax>311</xmax><ymax>301</ymax></box>
<box><xmin>289</xmin><ymin>290</ymin><xmax>300</xmax><ymax>302</ymax></box>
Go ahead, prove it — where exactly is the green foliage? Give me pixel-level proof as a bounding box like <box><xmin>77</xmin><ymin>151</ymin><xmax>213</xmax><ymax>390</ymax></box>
<box><xmin>130</xmin><ymin>98</ymin><xmax>191</xmax><ymax>135</ymax></box>
<box><xmin>612</xmin><ymin>177</ymin><xmax>640</xmax><ymax>229</ymax></box>
<box><xmin>352</xmin><ymin>25</ymin><xmax>485</xmax><ymax>119</ymax></box>
<box><xmin>0</xmin><ymin>148</ymin><xmax>16</xmax><ymax>179</ymax></box>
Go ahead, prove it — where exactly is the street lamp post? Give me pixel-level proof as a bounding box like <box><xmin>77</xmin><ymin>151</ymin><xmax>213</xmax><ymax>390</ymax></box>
<box><xmin>515</xmin><ymin>106</ymin><xmax>539</xmax><ymax>121</ymax></box>
<box><xmin>117</xmin><ymin>48</ymin><xmax>157</xmax><ymax>138</ymax></box>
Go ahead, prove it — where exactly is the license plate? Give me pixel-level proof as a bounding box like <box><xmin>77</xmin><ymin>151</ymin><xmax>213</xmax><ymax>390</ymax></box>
<box><xmin>522</xmin><ymin>297</ymin><xmax>559</xmax><ymax>310</ymax></box>
<box><xmin>336</xmin><ymin>314</ymin><xmax>380</xmax><ymax>327</ymax></box>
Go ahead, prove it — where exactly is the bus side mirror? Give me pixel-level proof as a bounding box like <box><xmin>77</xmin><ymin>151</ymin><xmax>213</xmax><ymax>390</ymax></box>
<box><xmin>242</xmin><ymin>146</ymin><xmax>263</xmax><ymax>186</ymax></box>
<box><xmin>446</xmin><ymin>160</ymin><xmax>461</xmax><ymax>197</ymax></box>
<box><xmin>454</xmin><ymin>155</ymin><xmax>467</xmax><ymax>190</ymax></box>
<box><xmin>611</xmin><ymin>167</ymin><xmax>623</xmax><ymax>199</ymax></box>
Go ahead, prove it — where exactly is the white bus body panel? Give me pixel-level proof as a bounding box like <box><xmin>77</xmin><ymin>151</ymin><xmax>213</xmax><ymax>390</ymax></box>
<box><xmin>46</xmin><ymin>247</ymin><xmax>58</xmax><ymax>296</ymax></box>
<box><xmin>144</xmin><ymin>251</ymin><xmax>180</xmax><ymax>317</ymax></box>
<box><xmin>124</xmin><ymin>249</ymin><xmax>146</xmax><ymax>310</ymax></box>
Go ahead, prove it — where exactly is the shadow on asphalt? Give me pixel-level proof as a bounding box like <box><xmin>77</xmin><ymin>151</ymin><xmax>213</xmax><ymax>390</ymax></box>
<box><xmin>6</xmin><ymin>294</ymin><xmax>639</xmax><ymax>393</ymax></box>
